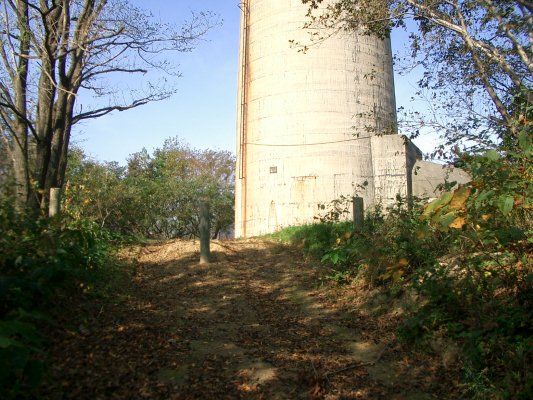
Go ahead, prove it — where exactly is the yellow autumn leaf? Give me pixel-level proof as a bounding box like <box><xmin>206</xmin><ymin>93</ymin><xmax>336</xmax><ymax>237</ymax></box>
<box><xmin>393</xmin><ymin>270</ymin><xmax>405</xmax><ymax>282</ymax></box>
<box><xmin>379</xmin><ymin>271</ymin><xmax>392</xmax><ymax>280</ymax></box>
<box><xmin>449</xmin><ymin>216</ymin><xmax>467</xmax><ymax>229</ymax></box>
<box><xmin>422</xmin><ymin>191</ymin><xmax>454</xmax><ymax>219</ymax></box>
<box><xmin>449</xmin><ymin>187</ymin><xmax>472</xmax><ymax>210</ymax></box>
<box><xmin>398</xmin><ymin>258</ymin><xmax>409</xmax><ymax>267</ymax></box>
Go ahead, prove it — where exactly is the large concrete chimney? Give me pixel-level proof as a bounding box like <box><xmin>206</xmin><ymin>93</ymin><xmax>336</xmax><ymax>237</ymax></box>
<box><xmin>235</xmin><ymin>0</ymin><xmax>403</xmax><ymax>237</ymax></box>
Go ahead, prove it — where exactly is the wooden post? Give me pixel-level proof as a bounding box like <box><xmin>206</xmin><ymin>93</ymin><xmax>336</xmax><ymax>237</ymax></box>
<box><xmin>49</xmin><ymin>187</ymin><xmax>61</xmax><ymax>217</ymax></box>
<box><xmin>199</xmin><ymin>201</ymin><xmax>211</xmax><ymax>264</ymax></box>
<box><xmin>353</xmin><ymin>196</ymin><xmax>364</xmax><ymax>231</ymax></box>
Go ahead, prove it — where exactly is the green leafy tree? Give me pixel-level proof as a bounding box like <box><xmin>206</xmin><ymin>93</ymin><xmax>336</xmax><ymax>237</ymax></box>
<box><xmin>302</xmin><ymin>0</ymin><xmax>532</xmax><ymax>154</ymax></box>
<box><xmin>139</xmin><ymin>138</ymin><xmax>235</xmax><ymax>239</ymax></box>
<box><xmin>0</xmin><ymin>0</ymin><xmax>218</xmax><ymax>213</ymax></box>
<box><xmin>64</xmin><ymin>147</ymin><xmax>126</xmax><ymax>229</ymax></box>
<box><xmin>65</xmin><ymin>140</ymin><xmax>235</xmax><ymax>240</ymax></box>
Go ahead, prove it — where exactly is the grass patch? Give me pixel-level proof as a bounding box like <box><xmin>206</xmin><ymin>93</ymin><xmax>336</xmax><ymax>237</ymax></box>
<box><xmin>269</xmin><ymin>221</ymin><xmax>353</xmax><ymax>260</ymax></box>
<box><xmin>275</xmin><ymin>191</ymin><xmax>532</xmax><ymax>398</ymax></box>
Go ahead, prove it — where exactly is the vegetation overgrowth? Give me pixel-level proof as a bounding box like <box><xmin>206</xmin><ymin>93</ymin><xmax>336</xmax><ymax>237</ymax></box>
<box><xmin>271</xmin><ymin>133</ymin><xmax>532</xmax><ymax>399</ymax></box>
<box><xmin>64</xmin><ymin>138</ymin><xmax>234</xmax><ymax>240</ymax></box>
<box><xmin>0</xmin><ymin>2</ymin><xmax>529</xmax><ymax>396</ymax></box>
<box><xmin>0</xmin><ymin>201</ymin><xmax>122</xmax><ymax>399</ymax></box>
<box><xmin>291</xmin><ymin>3</ymin><xmax>533</xmax><ymax>395</ymax></box>
<box><xmin>0</xmin><ymin>136</ymin><xmax>235</xmax><ymax>398</ymax></box>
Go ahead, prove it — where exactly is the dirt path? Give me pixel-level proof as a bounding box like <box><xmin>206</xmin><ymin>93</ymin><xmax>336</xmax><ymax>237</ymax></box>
<box><xmin>43</xmin><ymin>239</ymin><xmax>456</xmax><ymax>399</ymax></box>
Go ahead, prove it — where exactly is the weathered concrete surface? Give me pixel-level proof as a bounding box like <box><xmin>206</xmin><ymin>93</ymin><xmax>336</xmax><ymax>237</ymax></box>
<box><xmin>236</xmin><ymin>0</ymin><xmax>397</xmax><ymax>237</ymax></box>
<box><xmin>412</xmin><ymin>160</ymin><xmax>470</xmax><ymax>200</ymax></box>
<box><xmin>235</xmin><ymin>0</ymin><xmax>467</xmax><ymax>238</ymax></box>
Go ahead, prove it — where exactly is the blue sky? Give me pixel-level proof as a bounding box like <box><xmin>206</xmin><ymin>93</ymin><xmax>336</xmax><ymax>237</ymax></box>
<box><xmin>75</xmin><ymin>1</ymin><xmax>435</xmax><ymax>165</ymax></box>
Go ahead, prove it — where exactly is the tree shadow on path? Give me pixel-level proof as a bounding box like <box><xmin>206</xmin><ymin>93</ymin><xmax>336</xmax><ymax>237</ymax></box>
<box><xmin>42</xmin><ymin>239</ymin><xmax>458</xmax><ymax>399</ymax></box>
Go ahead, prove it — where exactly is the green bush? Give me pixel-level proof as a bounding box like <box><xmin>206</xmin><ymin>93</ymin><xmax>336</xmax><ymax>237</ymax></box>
<box><xmin>0</xmin><ymin>202</ymin><xmax>113</xmax><ymax>399</ymax></box>
<box><xmin>279</xmin><ymin>135</ymin><xmax>532</xmax><ymax>397</ymax></box>
<box><xmin>0</xmin><ymin>310</ymin><xmax>48</xmax><ymax>399</ymax></box>
<box><xmin>271</xmin><ymin>220</ymin><xmax>354</xmax><ymax>260</ymax></box>
<box><xmin>403</xmin><ymin>142</ymin><xmax>533</xmax><ymax>398</ymax></box>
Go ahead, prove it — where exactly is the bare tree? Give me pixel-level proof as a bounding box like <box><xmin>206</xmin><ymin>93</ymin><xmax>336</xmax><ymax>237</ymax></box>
<box><xmin>0</xmin><ymin>0</ymin><xmax>218</xmax><ymax>212</ymax></box>
<box><xmin>302</xmin><ymin>0</ymin><xmax>532</xmax><ymax>155</ymax></box>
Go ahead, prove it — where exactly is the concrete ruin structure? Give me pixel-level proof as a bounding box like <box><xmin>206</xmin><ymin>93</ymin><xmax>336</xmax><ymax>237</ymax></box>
<box><xmin>235</xmin><ymin>0</ymin><xmax>468</xmax><ymax>238</ymax></box>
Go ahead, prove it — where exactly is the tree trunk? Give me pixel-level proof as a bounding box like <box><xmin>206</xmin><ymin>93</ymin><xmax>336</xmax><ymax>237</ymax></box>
<box><xmin>56</xmin><ymin>99</ymin><xmax>76</xmax><ymax>189</ymax></box>
<box><xmin>11</xmin><ymin>134</ymin><xmax>29</xmax><ymax>211</ymax></box>
<box><xmin>11</xmin><ymin>0</ymin><xmax>31</xmax><ymax>212</ymax></box>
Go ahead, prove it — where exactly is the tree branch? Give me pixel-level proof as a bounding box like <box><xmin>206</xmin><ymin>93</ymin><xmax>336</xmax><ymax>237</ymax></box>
<box><xmin>83</xmin><ymin>67</ymin><xmax>148</xmax><ymax>81</ymax></box>
<box><xmin>481</xmin><ymin>0</ymin><xmax>533</xmax><ymax>76</ymax></box>
<box><xmin>515</xmin><ymin>0</ymin><xmax>533</xmax><ymax>14</ymax></box>
<box><xmin>72</xmin><ymin>92</ymin><xmax>172</xmax><ymax>123</ymax></box>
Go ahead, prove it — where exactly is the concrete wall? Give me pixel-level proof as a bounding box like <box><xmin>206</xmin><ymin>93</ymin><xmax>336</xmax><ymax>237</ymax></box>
<box><xmin>371</xmin><ymin>135</ymin><xmax>410</xmax><ymax>207</ymax></box>
<box><xmin>235</xmin><ymin>1</ymin><xmax>468</xmax><ymax>237</ymax></box>
<box><xmin>412</xmin><ymin>160</ymin><xmax>470</xmax><ymax>200</ymax></box>
<box><xmin>235</xmin><ymin>0</ymin><xmax>398</xmax><ymax>237</ymax></box>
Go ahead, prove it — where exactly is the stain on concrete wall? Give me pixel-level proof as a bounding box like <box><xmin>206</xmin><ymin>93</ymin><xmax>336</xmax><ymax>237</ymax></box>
<box><xmin>235</xmin><ymin>0</ymin><xmax>464</xmax><ymax>237</ymax></box>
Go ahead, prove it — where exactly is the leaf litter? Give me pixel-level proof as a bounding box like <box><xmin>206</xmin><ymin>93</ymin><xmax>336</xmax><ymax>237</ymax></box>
<box><xmin>40</xmin><ymin>238</ymin><xmax>461</xmax><ymax>399</ymax></box>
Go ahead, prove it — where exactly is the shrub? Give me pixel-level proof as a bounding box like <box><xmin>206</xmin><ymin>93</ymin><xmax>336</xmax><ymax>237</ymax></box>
<box><xmin>0</xmin><ymin>202</ymin><xmax>113</xmax><ymax>399</ymax></box>
<box><xmin>272</xmin><ymin>129</ymin><xmax>532</xmax><ymax>396</ymax></box>
<box><xmin>271</xmin><ymin>220</ymin><xmax>353</xmax><ymax>261</ymax></box>
<box><xmin>398</xmin><ymin>137</ymin><xmax>532</xmax><ymax>398</ymax></box>
<box><xmin>278</xmin><ymin>139</ymin><xmax>532</xmax><ymax>397</ymax></box>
